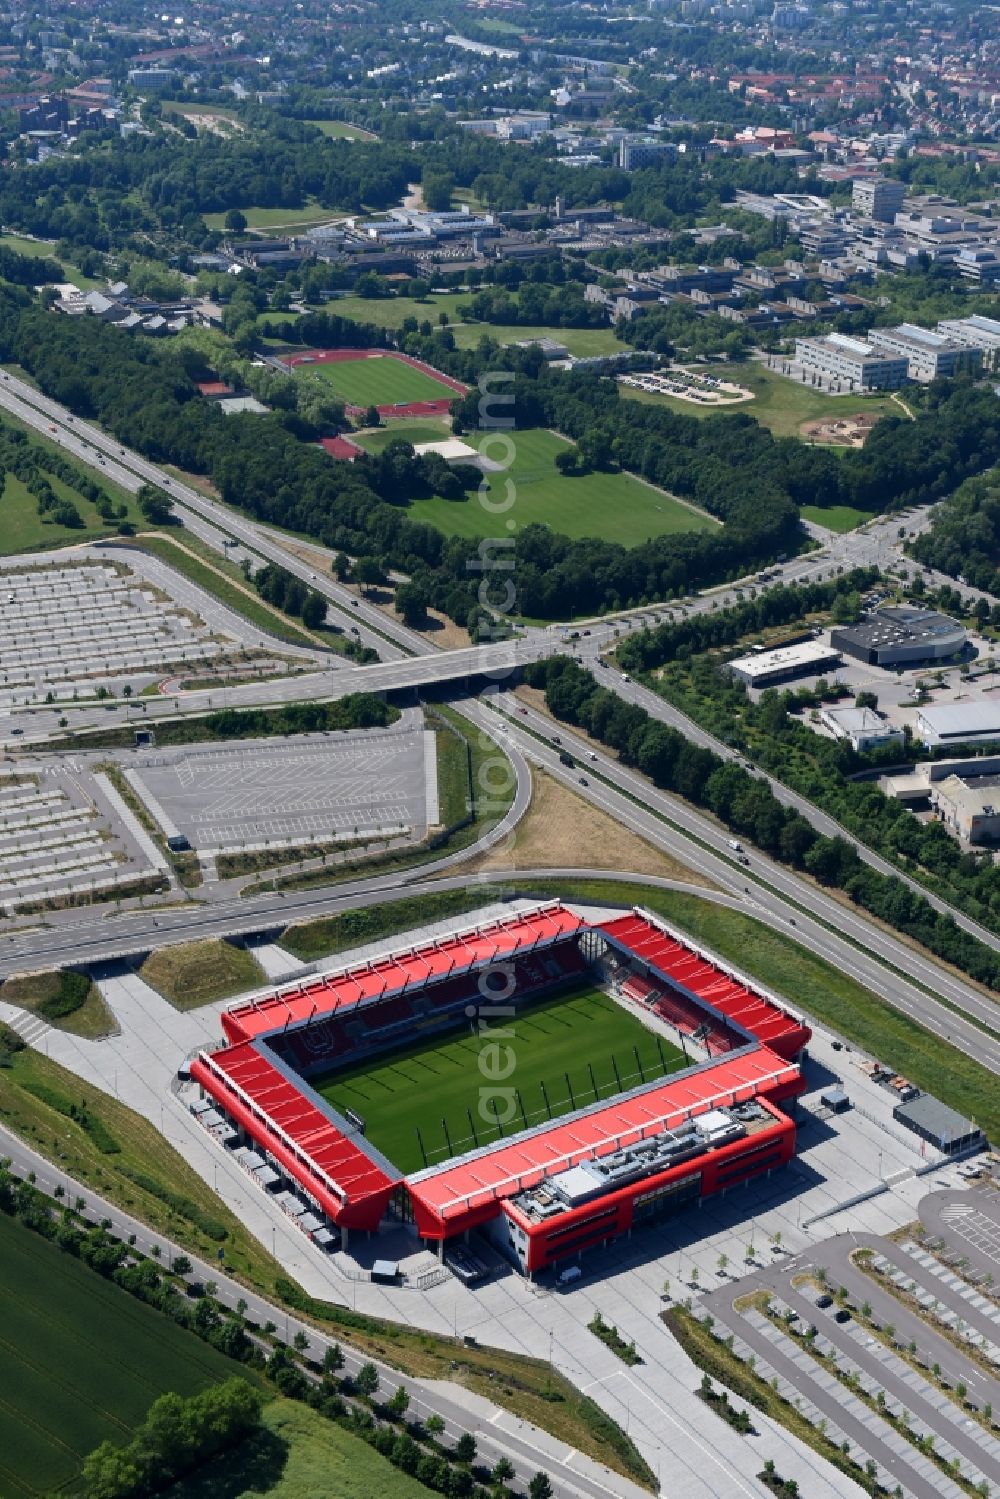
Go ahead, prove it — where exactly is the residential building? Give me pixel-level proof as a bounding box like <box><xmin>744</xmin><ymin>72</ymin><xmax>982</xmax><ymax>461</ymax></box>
<box><xmin>618</xmin><ymin>137</ymin><xmax>678</xmax><ymax>171</ymax></box>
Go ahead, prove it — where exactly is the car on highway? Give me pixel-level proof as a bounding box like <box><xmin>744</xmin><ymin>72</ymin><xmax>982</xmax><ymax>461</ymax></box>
<box><xmin>48</xmin><ymin>424</ymin><xmax>56</xmax><ymax>432</ymax></box>
<box><xmin>578</xmin><ymin>776</ymin><xmax>588</xmax><ymax>786</ymax></box>
<box><xmin>517</xmin><ymin>707</ymin><xmax>528</xmax><ymax>715</ymax></box>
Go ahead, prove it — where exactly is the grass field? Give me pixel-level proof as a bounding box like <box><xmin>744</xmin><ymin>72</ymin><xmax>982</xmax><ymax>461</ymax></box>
<box><xmin>164</xmin><ymin>1399</ymin><xmax>428</xmax><ymax>1499</ymax></box>
<box><xmin>289</xmin><ymin>352</ymin><xmax>456</xmax><ymax>407</ymax></box>
<box><xmin>202</xmin><ymin>203</ymin><xmax>337</xmax><ymax>232</ymax></box>
<box><xmin>0</xmin><ymin>233</ymin><xmax>100</xmax><ymax>290</ymax></box>
<box><xmin>139</xmin><ymin>939</ymin><xmax>264</xmax><ymax>1009</ymax></box>
<box><xmin>314</xmin><ymin>982</ymin><xmax>686</xmax><ymax>1172</ymax></box>
<box><xmin>620</xmin><ymin>361</ymin><xmax>894</xmax><ymax>440</ymax></box>
<box><xmin>0</xmin><ymin>1211</ymin><xmax>241</xmax><ymax>1498</ymax></box>
<box><xmin>352</xmin><ymin>419</ymin><xmax>451</xmax><ymax>451</ymax></box>
<box><xmin>351</xmin><ymin>426</ymin><xmax>717</xmax><ymax>547</ymax></box>
<box><xmin>321</xmin><ymin>292</ymin><xmax>471</xmax><ymax>329</ymax></box>
<box><xmin>800</xmin><ymin>503</ymin><xmax>874</xmax><ymax>533</ymax></box>
<box><xmin>449</xmin><ymin>322</ymin><xmax>628</xmax><ymax>358</ymax></box>
<box><xmin>305</xmin><ymin>118</ymin><xmax>378</xmax><ymax>141</ymax></box>
<box><xmin>0</xmin><ymin>471</ymin><xmax>144</xmax><ymax>557</ymax></box>
<box><xmin>0</xmin><ymin>971</ymin><xmax>113</xmax><ymax>1040</ymax></box>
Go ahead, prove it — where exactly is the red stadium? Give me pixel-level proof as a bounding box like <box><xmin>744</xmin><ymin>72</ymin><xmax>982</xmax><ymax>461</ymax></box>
<box><xmin>190</xmin><ymin>903</ymin><xmax>810</xmax><ymax>1275</ymax></box>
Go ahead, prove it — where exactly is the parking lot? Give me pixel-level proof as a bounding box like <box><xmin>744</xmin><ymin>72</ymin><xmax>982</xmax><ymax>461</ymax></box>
<box><xmin>0</xmin><ymin>760</ymin><xmax>165</xmax><ymax>913</ymax></box>
<box><xmin>120</xmin><ymin>713</ymin><xmax>435</xmax><ymax>855</ymax></box>
<box><xmin>0</xmin><ymin>549</ymin><xmax>318</xmax><ymax>713</ymax></box>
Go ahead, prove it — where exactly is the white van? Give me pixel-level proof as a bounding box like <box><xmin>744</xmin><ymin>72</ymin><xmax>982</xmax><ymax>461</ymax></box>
<box><xmin>557</xmin><ymin>1264</ymin><xmax>582</xmax><ymax>1285</ymax></box>
<box><xmin>727</xmin><ymin>839</ymin><xmax>743</xmax><ymax>852</ymax></box>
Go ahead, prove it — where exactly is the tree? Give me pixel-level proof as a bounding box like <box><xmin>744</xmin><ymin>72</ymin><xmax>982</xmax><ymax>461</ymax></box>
<box><xmin>395</xmin><ymin>580</ymin><xmax>429</xmax><ymax>629</ymax></box>
<box><xmin>172</xmin><ymin>1256</ymin><xmax>191</xmax><ymax>1276</ymax></box>
<box><xmin>387</xmin><ymin>1385</ymin><xmax>410</xmax><ymax>1419</ymax></box>
<box><xmin>454</xmin><ymin>1431</ymin><xmax>477</xmax><ymax>1464</ymax></box>
<box><xmin>356</xmin><ymin>1362</ymin><xmax>379</xmax><ymax>1398</ymax></box>
<box><xmin>492</xmin><ymin>1456</ymin><xmax>516</xmax><ymax>1487</ymax></box>
<box><xmin>301</xmin><ymin>590</ymin><xmax>327</xmax><ymax>630</ymax></box>
<box><xmin>293</xmin><ymin>1330</ymin><xmax>309</xmax><ymax>1352</ymax></box>
<box><xmin>323</xmin><ymin>1343</ymin><xmax>344</xmax><ymax>1377</ymax></box>
<box><xmin>425</xmin><ymin>1412</ymin><xmax>445</xmax><ymax>1437</ymax></box>
<box><xmin>529</xmin><ymin>1473</ymin><xmax>554</xmax><ymax>1499</ymax></box>
<box><xmin>353</xmin><ymin>556</ymin><xmax>384</xmax><ymax>595</ymax></box>
<box><xmin>364</xmin><ymin>404</ymin><xmax>381</xmax><ymax>428</ymax></box>
<box><xmin>422</xmin><ymin>171</ymin><xmax>455</xmax><ymax>211</ymax></box>
<box><xmin>224</xmin><ymin>209</ymin><xmax>247</xmax><ymax>233</ymax></box>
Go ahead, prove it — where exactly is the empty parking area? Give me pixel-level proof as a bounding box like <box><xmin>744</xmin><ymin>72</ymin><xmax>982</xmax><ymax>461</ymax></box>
<box><xmin>121</xmin><ymin>719</ymin><xmax>433</xmax><ymax>854</ymax></box>
<box><xmin>0</xmin><ymin>764</ymin><xmax>161</xmax><ymax>912</ymax></box>
<box><xmin>0</xmin><ymin>557</ymin><xmax>232</xmax><ymax>706</ymax></box>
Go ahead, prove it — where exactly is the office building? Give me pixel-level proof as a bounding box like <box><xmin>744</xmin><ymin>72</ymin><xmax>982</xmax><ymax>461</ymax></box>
<box><xmin>619</xmin><ymin>137</ymin><xmax>678</xmax><ymax>171</ymax></box>
<box><xmin>866</xmin><ymin>323</ymin><xmax>982</xmax><ymax>381</ymax></box>
<box><xmin>852</xmin><ymin>177</ymin><xmax>906</xmax><ymax>223</ymax></box>
<box><xmin>794</xmin><ymin>333</ymin><xmax>909</xmax><ymax>390</ymax></box>
<box><xmin>936</xmin><ymin>314</ymin><xmax>1000</xmax><ymax>371</ymax></box>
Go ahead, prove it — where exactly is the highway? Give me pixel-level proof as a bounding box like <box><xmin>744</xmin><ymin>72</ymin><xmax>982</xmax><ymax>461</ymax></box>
<box><xmin>5</xmin><ymin>364</ymin><xmax>1000</xmax><ymax>1061</ymax></box>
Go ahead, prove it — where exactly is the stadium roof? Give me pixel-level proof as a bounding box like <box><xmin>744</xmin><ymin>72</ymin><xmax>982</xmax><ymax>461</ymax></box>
<box><xmin>599</xmin><ymin>910</ymin><xmax>811</xmax><ymax>1058</ymax></box>
<box><xmin>191</xmin><ymin>1042</ymin><xmax>402</xmax><ymax>1228</ymax></box>
<box><xmin>223</xmin><ymin>903</ymin><xmax>586</xmax><ymax>1043</ymax></box>
<box><xmin>407</xmin><ymin>1047</ymin><xmax>802</xmax><ymax>1229</ymax></box>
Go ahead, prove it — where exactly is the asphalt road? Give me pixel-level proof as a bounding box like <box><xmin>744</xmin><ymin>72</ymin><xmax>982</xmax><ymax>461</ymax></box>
<box><xmin>0</xmin><ymin>1118</ymin><xmax>647</xmax><ymax>1499</ymax></box>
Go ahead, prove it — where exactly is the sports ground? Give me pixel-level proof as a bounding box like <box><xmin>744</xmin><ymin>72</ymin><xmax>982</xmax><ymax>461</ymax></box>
<box><xmin>282</xmin><ymin>349</ymin><xmax>465</xmax><ymax>416</ymax></box>
<box><xmin>313</xmin><ymin>983</ymin><xmax>687</xmax><ymax>1173</ymax></box>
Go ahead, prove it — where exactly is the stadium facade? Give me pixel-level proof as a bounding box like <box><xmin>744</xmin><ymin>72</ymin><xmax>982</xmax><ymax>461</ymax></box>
<box><xmin>190</xmin><ymin>903</ymin><xmax>810</xmax><ymax>1276</ymax></box>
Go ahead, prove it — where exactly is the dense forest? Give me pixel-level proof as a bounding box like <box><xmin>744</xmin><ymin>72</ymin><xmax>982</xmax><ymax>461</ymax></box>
<box><xmin>909</xmin><ymin>468</ymin><xmax>1000</xmax><ymax>595</ymax></box>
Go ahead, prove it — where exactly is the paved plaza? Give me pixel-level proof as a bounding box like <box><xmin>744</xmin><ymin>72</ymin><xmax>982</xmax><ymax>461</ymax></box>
<box><xmin>120</xmin><ymin>713</ymin><xmax>435</xmax><ymax>853</ymax></box>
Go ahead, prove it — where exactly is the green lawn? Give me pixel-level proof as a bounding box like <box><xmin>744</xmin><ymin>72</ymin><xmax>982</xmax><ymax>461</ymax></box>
<box><xmin>450</xmin><ymin>322</ymin><xmax>627</xmax><ymax>358</ymax></box>
<box><xmin>305</xmin><ymin>118</ymin><xmax>378</xmax><ymax>141</ymax></box>
<box><xmin>164</xmin><ymin>1399</ymin><xmax>428</xmax><ymax>1499</ymax></box>
<box><xmin>313</xmin><ymin>982</ymin><xmax>685</xmax><ymax>1171</ymax></box>
<box><xmin>800</xmin><ymin>503</ymin><xmax>874</xmax><ymax>533</ymax></box>
<box><xmin>620</xmin><ymin>361</ymin><xmax>894</xmax><ymax>440</ymax></box>
<box><xmin>321</xmin><ymin>292</ymin><xmax>471</xmax><ymax>329</ymax></box>
<box><xmin>0</xmin><ymin>233</ymin><xmax>100</xmax><ymax>290</ymax></box>
<box><xmin>351</xmin><ymin>426</ymin><xmax>717</xmax><ymax>547</ymax></box>
<box><xmin>352</xmin><ymin>419</ymin><xmax>451</xmax><ymax>451</ymax></box>
<box><xmin>0</xmin><ymin>1211</ymin><xmax>241</xmax><ymax>1498</ymax></box>
<box><xmin>289</xmin><ymin>352</ymin><xmax>457</xmax><ymax>407</ymax></box>
<box><xmin>203</xmin><ymin>203</ymin><xmax>340</xmax><ymax>232</ymax></box>
<box><xmin>0</xmin><ymin>469</ymin><xmax>144</xmax><ymax>557</ymax></box>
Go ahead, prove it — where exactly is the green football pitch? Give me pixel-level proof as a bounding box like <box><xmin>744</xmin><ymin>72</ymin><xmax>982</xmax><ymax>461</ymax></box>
<box><xmin>312</xmin><ymin>983</ymin><xmax>687</xmax><ymax>1173</ymax></box>
<box><xmin>289</xmin><ymin>354</ymin><xmax>455</xmax><ymax>407</ymax></box>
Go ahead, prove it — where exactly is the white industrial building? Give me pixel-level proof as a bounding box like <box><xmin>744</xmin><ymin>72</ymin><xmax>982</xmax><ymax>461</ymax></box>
<box><xmin>794</xmin><ymin>332</ymin><xmax>909</xmax><ymax>390</ymax></box>
<box><xmin>936</xmin><ymin>314</ymin><xmax>1000</xmax><ymax>372</ymax></box>
<box><xmin>866</xmin><ymin>323</ymin><xmax>981</xmax><ymax>381</ymax></box>
<box><xmin>727</xmin><ymin>639</ymin><xmax>841</xmax><ymax>687</ymax></box>
<box><xmin>818</xmin><ymin>706</ymin><xmax>905</xmax><ymax>753</ymax></box>
<box><xmin>915</xmin><ymin>703</ymin><xmax>1000</xmax><ymax>749</ymax></box>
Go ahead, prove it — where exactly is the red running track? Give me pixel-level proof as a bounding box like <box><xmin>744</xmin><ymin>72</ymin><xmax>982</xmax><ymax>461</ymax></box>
<box><xmin>282</xmin><ymin>347</ymin><xmax>467</xmax><ymax>419</ymax></box>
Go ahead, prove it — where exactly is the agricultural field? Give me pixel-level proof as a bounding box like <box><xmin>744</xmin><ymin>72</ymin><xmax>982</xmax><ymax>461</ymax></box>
<box><xmin>314</xmin><ymin>982</ymin><xmax>686</xmax><ymax>1172</ymax></box>
<box><xmin>352</xmin><ymin>425</ymin><xmax>717</xmax><ymax>547</ymax></box>
<box><xmin>286</xmin><ymin>351</ymin><xmax>458</xmax><ymax>408</ymax></box>
<box><xmin>620</xmin><ymin>360</ymin><xmax>894</xmax><ymax>440</ymax></box>
<box><xmin>0</xmin><ymin>1212</ymin><xmax>240</xmax><ymax>1497</ymax></box>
